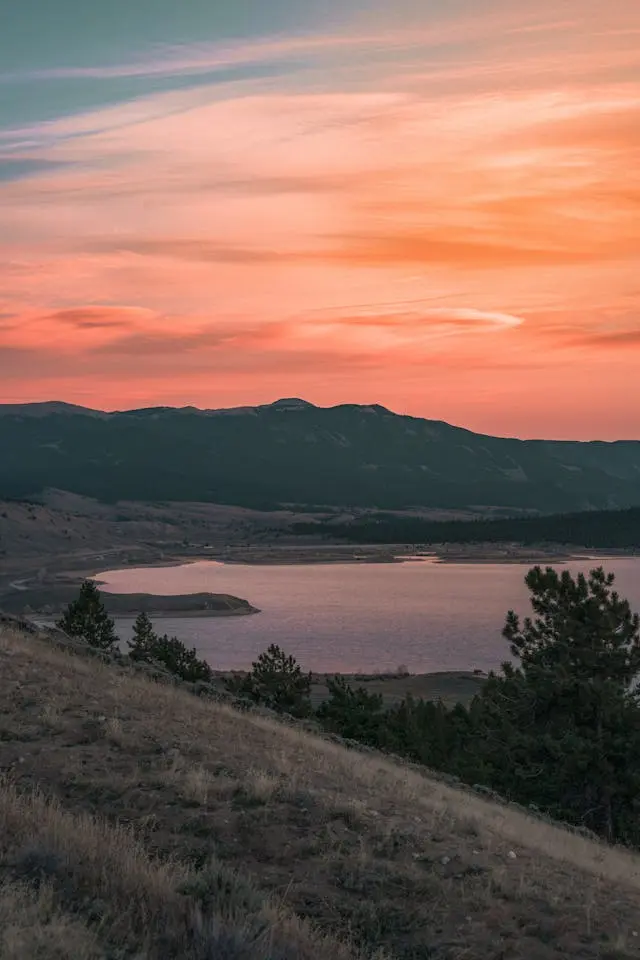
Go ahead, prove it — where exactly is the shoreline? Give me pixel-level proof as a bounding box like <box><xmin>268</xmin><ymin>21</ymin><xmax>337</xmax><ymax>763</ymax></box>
<box><xmin>108</xmin><ymin>605</ymin><xmax>260</xmax><ymax>619</ymax></box>
<box><xmin>92</xmin><ymin>544</ymin><xmax>640</xmax><ymax>572</ymax></box>
<box><xmin>3</xmin><ymin>543</ymin><xmax>635</xmax><ymax>619</ymax></box>
<box><xmin>37</xmin><ymin>607</ymin><xmax>259</xmax><ymax>622</ymax></box>
<box><xmin>94</xmin><ymin>545</ymin><xmax>635</xmax><ymax>573</ymax></box>
<box><xmin>430</xmin><ymin>552</ymin><xmax>629</xmax><ymax>565</ymax></box>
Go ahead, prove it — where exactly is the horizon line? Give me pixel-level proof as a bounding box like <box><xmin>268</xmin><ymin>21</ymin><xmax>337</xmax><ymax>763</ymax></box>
<box><xmin>0</xmin><ymin>397</ymin><xmax>638</xmax><ymax>444</ymax></box>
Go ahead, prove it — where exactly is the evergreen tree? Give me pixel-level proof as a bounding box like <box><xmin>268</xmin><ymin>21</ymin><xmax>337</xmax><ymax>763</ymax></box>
<box><xmin>149</xmin><ymin>634</ymin><xmax>214</xmax><ymax>684</ymax></box>
<box><xmin>56</xmin><ymin>580</ymin><xmax>118</xmax><ymax>651</ymax></box>
<box><xmin>467</xmin><ymin>566</ymin><xmax>640</xmax><ymax>844</ymax></box>
<box><xmin>128</xmin><ymin>612</ymin><xmax>157</xmax><ymax>662</ymax></box>
<box><xmin>127</xmin><ymin>613</ymin><xmax>212</xmax><ymax>683</ymax></box>
<box><xmin>384</xmin><ymin>696</ymin><xmax>471</xmax><ymax>770</ymax></box>
<box><xmin>316</xmin><ymin>676</ymin><xmax>386</xmax><ymax>745</ymax></box>
<box><xmin>230</xmin><ymin>645</ymin><xmax>312</xmax><ymax>717</ymax></box>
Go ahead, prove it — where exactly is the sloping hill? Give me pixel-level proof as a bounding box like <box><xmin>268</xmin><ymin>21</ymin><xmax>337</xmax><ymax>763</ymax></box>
<box><xmin>1</xmin><ymin>399</ymin><xmax>640</xmax><ymax>511</ymax></box>
<box><xmin>1</xmin><ymin>619</ymin><xmax>640</xmax><ymax>959</ymax></box>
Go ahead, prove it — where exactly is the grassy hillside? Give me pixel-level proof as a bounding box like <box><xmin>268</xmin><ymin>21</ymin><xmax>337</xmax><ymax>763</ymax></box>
<box><xmin>2</xmin><ymin>399</ymin><xmax>640</xmax><ymax>511</ymax></box>
<box><xmin>1</xmin><ymin>620</ymin><xmax>640</xmax><ymax>958</ymax></box>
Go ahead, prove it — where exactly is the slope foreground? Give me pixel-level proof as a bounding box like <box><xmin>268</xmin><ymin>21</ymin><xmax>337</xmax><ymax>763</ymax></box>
<box><xmin>1</xmin><ymin>621</ymin><xmax>640</xmax><ymax>959</ymax></box>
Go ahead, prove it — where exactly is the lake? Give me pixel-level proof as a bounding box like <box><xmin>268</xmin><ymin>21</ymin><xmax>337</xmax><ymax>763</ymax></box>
<box><xmin>96</xmin><ymin>557</ymin><xmax>640</xmax><ymax>674</ymax></box>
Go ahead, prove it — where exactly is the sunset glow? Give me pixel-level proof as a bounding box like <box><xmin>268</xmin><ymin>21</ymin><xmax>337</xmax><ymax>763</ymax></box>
<box><xmin>1</xmin><ymin>0</ymin><xmax>639</xmax><ymax>437</ymax></box>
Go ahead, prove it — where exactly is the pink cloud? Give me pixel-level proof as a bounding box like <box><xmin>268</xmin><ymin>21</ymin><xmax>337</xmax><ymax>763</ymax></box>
<box><xmin>1</xmin><ymin>0</ymin><xmax>639</xmax><ymax>437</ymax></box>
<box><xmin>6</xmin><ymin>0</ymin><xmax>630</xmax><ymax>85</ymax></box>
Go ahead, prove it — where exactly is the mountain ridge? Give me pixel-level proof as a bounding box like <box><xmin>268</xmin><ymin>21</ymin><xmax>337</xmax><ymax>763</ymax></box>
<box><xmin>2</xmin><ymin>397</ymin><xmax>638</xmax><ymax>442</ymax></box>
<box><xmin>1</xmin><ymin>398</ymin><xmax>639</xmax><ymax>511</ymax></box>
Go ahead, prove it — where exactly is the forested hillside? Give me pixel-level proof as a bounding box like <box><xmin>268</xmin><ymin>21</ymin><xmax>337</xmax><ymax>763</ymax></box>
<box><xmin>2</xmin><ymin>399</ymin><xmax>640</xmax><ymax>512</ymax></box>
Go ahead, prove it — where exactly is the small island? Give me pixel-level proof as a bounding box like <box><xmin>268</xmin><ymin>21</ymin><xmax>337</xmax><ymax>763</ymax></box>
<box><xmin>100</xmin><ymin>591</ymin><xmax>259</xmax><ymax>617</ymax></box>
<box><xmin>0</xmin><ymin>580</ymin><xmax>258</xmax><ymax>618</ymax></box>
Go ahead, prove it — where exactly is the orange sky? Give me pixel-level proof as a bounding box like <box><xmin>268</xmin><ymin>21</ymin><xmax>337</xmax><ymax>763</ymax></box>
<box><xmin>0</xmin><ymin>0</ymin><xmax>639</xmax><ymax>437</ymax></box>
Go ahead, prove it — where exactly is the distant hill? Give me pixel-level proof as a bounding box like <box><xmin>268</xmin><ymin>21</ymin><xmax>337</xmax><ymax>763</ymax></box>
<box><xmin>294</xmin><ymin>506</ymin><xmax>640</xmax><ymax>549</ymax></box>
<box><xmin>1</xmin><ymin>398</ymin><xmax>640</xmax><ymax>511</ymax></box>
<box><xmin>0</xmin><ymin>401</ymin><xmax>107</xmax><ymax>418</ymax></box>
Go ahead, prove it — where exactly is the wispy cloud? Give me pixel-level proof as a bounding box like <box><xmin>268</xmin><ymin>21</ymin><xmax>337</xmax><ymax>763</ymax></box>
<box><xmin>0</xmin><ymin>7</ymin><xmax>599</xmax><ymax>84</ymax></box>
<box><xmin>0</xmin><ymin>0</ymin><xmax>639</xmax><ymax>437</ymax></box>
<box><xmin>0</xmin><ymin>31</ymin><xmax>460</xmax><ymax>83</ymax></box>
<box><xmin>568</xmin><ymin>328</ymin><xmax>640</xmax><ymax>349</ymax></box>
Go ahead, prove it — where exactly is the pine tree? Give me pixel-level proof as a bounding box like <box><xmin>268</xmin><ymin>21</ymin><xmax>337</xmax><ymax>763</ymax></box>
<box><xmin>231</xmin><ymin>645</ymin><xmax>312</xmax><ymax>717</ymax></box>
<box><xmin>148</xmin><ymin>634</ymin><xmax>213</xmax><ymax>684</ymax></box>
<box><xmin>56</xmin><ymin>580</ymin><xmax>118</xmax><ymax>651</ymax></box>
<box><xmin>128</xmin><ymin>612</ymin><xmax>157</xmax><ymax>662</ymax></box>
<box><xmin>127</xmin><ymin>612</ymin><xmax>212</xmax><ymax>683</ymax></box>
<box><xmin>316</xmin><ymin>676</ymin><xmax>385</xmax><ymax>745</ymax></box>
<box><xmin>469</xmin><ymin>566</ymin><xmax>640</xmax><ymax>844</ymax></box>
<box><xmin>384</xmin><ymin>696</ymin><xmax>471</xmax><ymax>769</ymax></box>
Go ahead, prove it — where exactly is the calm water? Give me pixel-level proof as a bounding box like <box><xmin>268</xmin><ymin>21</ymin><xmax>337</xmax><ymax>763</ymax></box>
<box><xmin>96</xmin><ymin>557</ymin><xmax>640</xmax><ymax>674</ymax></box>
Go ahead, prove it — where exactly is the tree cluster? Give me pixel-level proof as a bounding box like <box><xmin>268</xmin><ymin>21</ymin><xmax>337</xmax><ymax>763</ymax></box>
<box><xmin>56</xmin><ymin>582</ymin><xmax>213</xmax><ymax>683</ymax></box>
<box><xmin>293</xmin><ymin>506</ymin><xmax>640</xmax><ymax>550</ymax></box>
<box><xmin>229</xmin><ymin>566</ymin><xmax>640</xmax><ymax>848</ymax></box>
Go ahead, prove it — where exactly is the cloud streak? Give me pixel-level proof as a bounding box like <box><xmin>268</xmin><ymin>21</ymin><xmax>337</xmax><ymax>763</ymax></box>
<box><xmin>0</xmin><ymin>0</ymin><xmax>639</xmax><ymax>437</ymax></box>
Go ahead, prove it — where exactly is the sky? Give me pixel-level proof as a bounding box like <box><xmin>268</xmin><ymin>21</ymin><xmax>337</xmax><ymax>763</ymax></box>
<box><xmin>0</xmin><ymin>0</ymin><xmax>638</xmax><ymax>438</ymax></box>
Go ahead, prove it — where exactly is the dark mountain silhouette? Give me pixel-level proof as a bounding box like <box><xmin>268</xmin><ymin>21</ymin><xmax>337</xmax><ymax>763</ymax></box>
<box><xmin>1</xmin><ymin>399</ymin><xmax>639</xmax><ymax>511</ymax></box>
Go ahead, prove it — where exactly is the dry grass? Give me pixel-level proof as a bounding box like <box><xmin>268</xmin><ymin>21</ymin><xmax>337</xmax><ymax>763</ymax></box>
<box><xmin>39</xmin><ymin>702</ymin><xmax>61</xmax><ymax>729</ymax></box>
<box><xmin>102</xmin><ymin>714</ymin><xmax>125</xmax><ymax>746</ymax></box>
<box><xmin>0</xmin><ymin>880</ymin><xmax>103</xmax><ymax>959</ymax></box>
<box><xmin>0</xmin><ymin>779</ymin><xmax>181</xmax><ymax>931</ymax></box>
<box><xmin>182</xmin><ymin>763</ymin><xmax>215</xmax><ymax>805</ymax></box>
<box><xmin>237</xmin><ymin>767</ymin><xmax>283</xmax><ymax>805</ymax></box>
<box><xmin>1</xmin><ymin>621</ymin><xmax>640</xmax><ymax>959</ymax></box>
<box><xmin>0</xmin><ymin>778</ymin><xmax>367</xmax><ymax>960</ymax></box>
